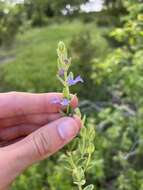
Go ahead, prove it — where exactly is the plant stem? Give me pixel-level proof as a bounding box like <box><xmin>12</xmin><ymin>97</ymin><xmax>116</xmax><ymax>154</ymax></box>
<box><xmin>85</xmin><ymin>154</ymin><xmax>91</xmax><ymax>171</ymax></box>
<box><xmin>64</xmin><ymin>71</ymin><xmax>70</xmax><ymax>114</ymax></box>
<box><xmin>69</xmin><ymin>153</ymin><xmax>77</xmax><ymax>170</ymax></box>
<box><xmin>81</xmin><ymin>135</ymin><xmax>86</xmax><ymax>156</ymax></box>
<box><xmin>78</xmin><ymin>185</ymin><xmax>83</xmax><ymax>190</ymax></box>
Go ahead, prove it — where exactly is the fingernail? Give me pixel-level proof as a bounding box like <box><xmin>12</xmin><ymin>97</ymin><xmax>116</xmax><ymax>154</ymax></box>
<box><xmin>58</xmin><ymin>118</ymin><xmax>78</xmax><ymax>140</ymax></box>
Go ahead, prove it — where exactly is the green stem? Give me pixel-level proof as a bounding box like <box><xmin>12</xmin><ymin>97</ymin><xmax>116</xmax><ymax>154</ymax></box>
<box><xmin>64</xmin><ymin>71</ymin><xmax>71</xmax><ymax>114</ymax></box>
<box><xmin>81</xmin><ymin>136</ymin><xmax>85</xmax><ymax>156</ymax></box>
<box><xmin>69</xmin><ymin>154</ymin><xmax>83</xmax><ymax>190</ymax></box>
<box><xmin>85</xmin><ymin>154</ymin><xmax>91</xmax><ymax>171</ymax></box>
<box><xmin>65</xmin><ymin>73</ymin><xmax>70</xmax><ymax>97</ymax></box>
<box><xmin>69</xmin><ymin>153</ymin><xmax>77</xmax><ymax>170</ymax></box>
<box><xmin>78</xmin><ymin>184</ymin><xmax>83</xmax><ymax>190</ymax></box>
<box><xmin>65</xmin><ymin>84</ymin><xmax>70</xmax><ymax>114</ymax></box>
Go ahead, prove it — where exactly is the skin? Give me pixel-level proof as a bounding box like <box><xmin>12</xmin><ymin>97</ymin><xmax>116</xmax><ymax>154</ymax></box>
<box><xmin>0</xmin><ymin>92</ymin><xmax>81</xmax><ymax>190</ymax></box>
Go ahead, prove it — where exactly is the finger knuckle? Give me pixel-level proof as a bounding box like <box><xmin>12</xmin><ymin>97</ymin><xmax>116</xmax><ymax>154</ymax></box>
<box><xmin>9</xmin><ymin>91</ymin><xmax>19</xmax><ymax>97</ymax></box>
<box><xmin>31</xmin><ymin>131</ymin><xmax>51</xmax><ymax>158</ymax></box>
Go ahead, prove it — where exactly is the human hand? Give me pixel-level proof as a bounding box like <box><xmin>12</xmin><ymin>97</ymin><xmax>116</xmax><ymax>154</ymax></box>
<box><xmin>0</xmin><ymin>92</ymin><xmax>81</xmax><ymax>190</ymax></box>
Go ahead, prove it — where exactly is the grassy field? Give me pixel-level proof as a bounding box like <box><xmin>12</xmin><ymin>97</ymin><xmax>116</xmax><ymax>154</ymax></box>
<box><xmin>0</xmin><ymin>20</ymin><xmax>108</xmax><ymax>93</ymax></box>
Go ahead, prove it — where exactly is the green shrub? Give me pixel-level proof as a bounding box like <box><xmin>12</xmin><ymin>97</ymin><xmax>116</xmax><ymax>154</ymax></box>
<box><xmin>70</xmin><ymin>29</ymin><xmax>109</xmax><ymax>99</ymax></box>
<box><xmin>0</xmin><ymin>3</ymin><xmax>23</xmax><ymax>46</ymax></box>
<box><xmin>0</xmin><ymin>21</ymin><xmax>108</xmax><ymax>99</ymax></box>
<box><xmin>90</xmin><ymin>1</ymin><xmax>143</xmax><ymax>189</ymax></box>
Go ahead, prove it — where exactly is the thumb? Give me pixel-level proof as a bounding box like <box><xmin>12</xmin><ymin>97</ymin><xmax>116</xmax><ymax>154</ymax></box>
<box><xmin>19</xmin><ymin>116</ymin><xmax>81</xmax><ymax>162</ymax></box>
<box><xmin>0</xmin><ymin>117</ymin><xmax>81</xmax><ymax>187</ymax></box>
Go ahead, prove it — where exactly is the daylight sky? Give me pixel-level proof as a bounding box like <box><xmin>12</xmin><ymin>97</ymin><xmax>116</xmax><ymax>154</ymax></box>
<box><xmin>2</xmin><ymin>0</ymin><xmax>104</xmax><ymax>12</ymax></box>
<box><xmin>81</xmin><ymin>0</ymin><xmax>104</xmax><ymax>12</ymax></box>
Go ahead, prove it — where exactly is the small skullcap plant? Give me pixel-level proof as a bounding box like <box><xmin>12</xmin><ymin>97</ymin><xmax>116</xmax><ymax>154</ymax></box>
<box><xmin>52</xmin><ymin>42</ymin><xmax>96</xmax><ymax>190</ymax></box>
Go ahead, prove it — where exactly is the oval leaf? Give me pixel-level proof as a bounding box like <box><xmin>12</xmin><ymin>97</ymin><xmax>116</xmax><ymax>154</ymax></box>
<box><xmin>84</xmin><ymin>184</ymin><xmax>94</xmax><ymax>190</ymax></box>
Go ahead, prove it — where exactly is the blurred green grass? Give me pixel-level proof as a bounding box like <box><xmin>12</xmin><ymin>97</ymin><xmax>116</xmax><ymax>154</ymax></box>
<box><xmin>0</xmin><ymin>20</ymin><xmax>108</xmax><ymax>93</ymax></box>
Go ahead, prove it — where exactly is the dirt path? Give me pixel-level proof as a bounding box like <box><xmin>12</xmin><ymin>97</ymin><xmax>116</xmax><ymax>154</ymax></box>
<box><xmin>0</xmin><ymin>55</ymin><xmax>15</xmax><ymax>65</ymax></box>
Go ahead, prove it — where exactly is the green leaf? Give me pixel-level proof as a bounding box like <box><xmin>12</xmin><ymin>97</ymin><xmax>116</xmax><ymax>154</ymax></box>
<box><xmin>72</xmin><ymin>167</ymin><xmax>85</xmax><ymax>182</ymax></box>
<box><xmin>83</xmin><ymin>184</ymin><xmax>94</xmax><ymax>190</ymax></box>
<box><xmin>87</xmin><ymin>143</ymin><xmax>95</xmax><ymax>154</ymax></box>
<box><xmin>68</xmin><ymin>72</ymin><xmax>74</xmax><ymax>79</ymax></box>
<box><xmin>58</xmin><ymin>41</ymin><xmax>66</xmax><ymax>52</ymax></box>
<box><xmin>80</xmin><ymin>180</ymin><xmax>86</xmax><ymax>185</ymax></box>
<box><xmin>57</xmin><ymin>58</ymin><xmax>62</xmax><ymax>69</ymax></box>
<box><xmin>62</xmin><ymin>86</ymin><xmax>71</xmax><ymax>101</ymax></box>
<box><xmin>80</xmin><ymin>127</ymin><xmax>87</xmax><ymax>138</ymax></box>
<box><xmin>63</xmin><ymin>87</ymin><xmax>68</xmax><ymax>97</ymax></box>
<box><xmin>74</xmin><ymin>180</ymin><xmax>86</xmax><ymax>186</ymax></box>
<box><xmin>82</xmin><ymin>115</ymin><xmax>86</xmax><ymax>125</ymax></box>
<box><xmin>74</xmin><ymin>107</ymin><xmax>81</xmax><ymax>118</ymax></box>
<box><xmin>57</xmin><ymin>41</ymin><xmax>67</xmax><ymax>59</ymax></box>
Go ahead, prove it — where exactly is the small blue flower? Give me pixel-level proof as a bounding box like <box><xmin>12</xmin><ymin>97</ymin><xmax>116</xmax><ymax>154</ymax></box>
<box><xmin>67</xmin><ymin>75</ymin><xmax>84</xmax><ymax>86</ymax></box>
<box><xmin>60</xmin><ymin>98</ymin><xmax>70</xmax><ymax>106</ymax></box>
<box><xmin>51</xmin><ymin>98</ymin><xmax>70</xmax><ymax>106</ymax></box>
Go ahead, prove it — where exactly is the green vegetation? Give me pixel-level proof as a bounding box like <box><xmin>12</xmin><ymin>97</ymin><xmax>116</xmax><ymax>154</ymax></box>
<box><xmin>0</xmin><ymin>0</ymin><xmax>143</xmax><ymax>189</ymax></box>
<box><xmin>0</xmin><ymin>21</ymin><xmax>108</xmax><ymax>95</ymax></box>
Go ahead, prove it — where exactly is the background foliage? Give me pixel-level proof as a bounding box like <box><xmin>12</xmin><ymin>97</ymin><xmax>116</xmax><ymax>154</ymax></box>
<box><xmin>0</xmin><ymin>0</ymin><xmax>143</xmax><ymax>189</ymax></box>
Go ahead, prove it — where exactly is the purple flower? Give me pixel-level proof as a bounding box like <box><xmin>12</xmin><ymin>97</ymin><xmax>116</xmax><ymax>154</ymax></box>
<box><xmin>51</xmin><ymin>98</ymin><xmax>70</xmax><ymax>106</ymax></box>
<box><xmin>58</xmin><ymin>69</ymin><xmax>65</xmax><ymax>77</ymax></box>
<box><xmin>60</xmin><ymin>98</ymin><xmax>70</xmax><ymax>106</ymax></box>
<box><xmin>67</xmin><ymin>75</ymin><xmax>84</xmax><ymax>86</ymax></box>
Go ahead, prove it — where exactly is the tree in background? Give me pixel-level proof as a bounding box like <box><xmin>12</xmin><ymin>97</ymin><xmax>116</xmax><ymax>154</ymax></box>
<box><xmin>24</xmin><ymin>0</ymin><xmax>48</xmax><ymax>26</ymax></box>
<box><xmin>104</xmin><ymin>0</ymin><xmax>123</xmax><ymax>9</ymax></box>
<box><xmin>0</xmin><ymin>1</ymin><xmax>24</xmax><ymax>46</ymax></box>
<box><xmin>24</xmin><ymin>0</ymin><xmax>88</xmax><ymax>26</ymax></box>
<box><xmin>48</xmin><ymin>0</ymin><xmax>88</xmax><ymax>15</ymax></box>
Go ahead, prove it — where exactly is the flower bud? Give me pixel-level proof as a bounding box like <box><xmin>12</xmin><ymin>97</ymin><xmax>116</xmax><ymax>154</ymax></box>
<box><xmin>58</xmin><ymin>41</ymin><xmax>66</xmax><ymax>52</ymax></box>
<box><xmin>58</xmin><ymin>69</ymin><xmax>65</xmax><ymax>77</ymax></box>
<box><xmin>64</xmin><ymin>59</ymin><xmax>69</xmax><ymax>64</ymax></box>
<box><xmin>87</xmin><ymin>143</ymin><xmax>95</xmax><ymax>154</ymax></box>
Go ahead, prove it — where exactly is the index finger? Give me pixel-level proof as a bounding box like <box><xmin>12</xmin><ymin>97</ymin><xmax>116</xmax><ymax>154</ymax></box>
<box><xmin>0</xmin><ymin>92</ymin><xmax>78</xmax><ymax>118</ymax></box>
